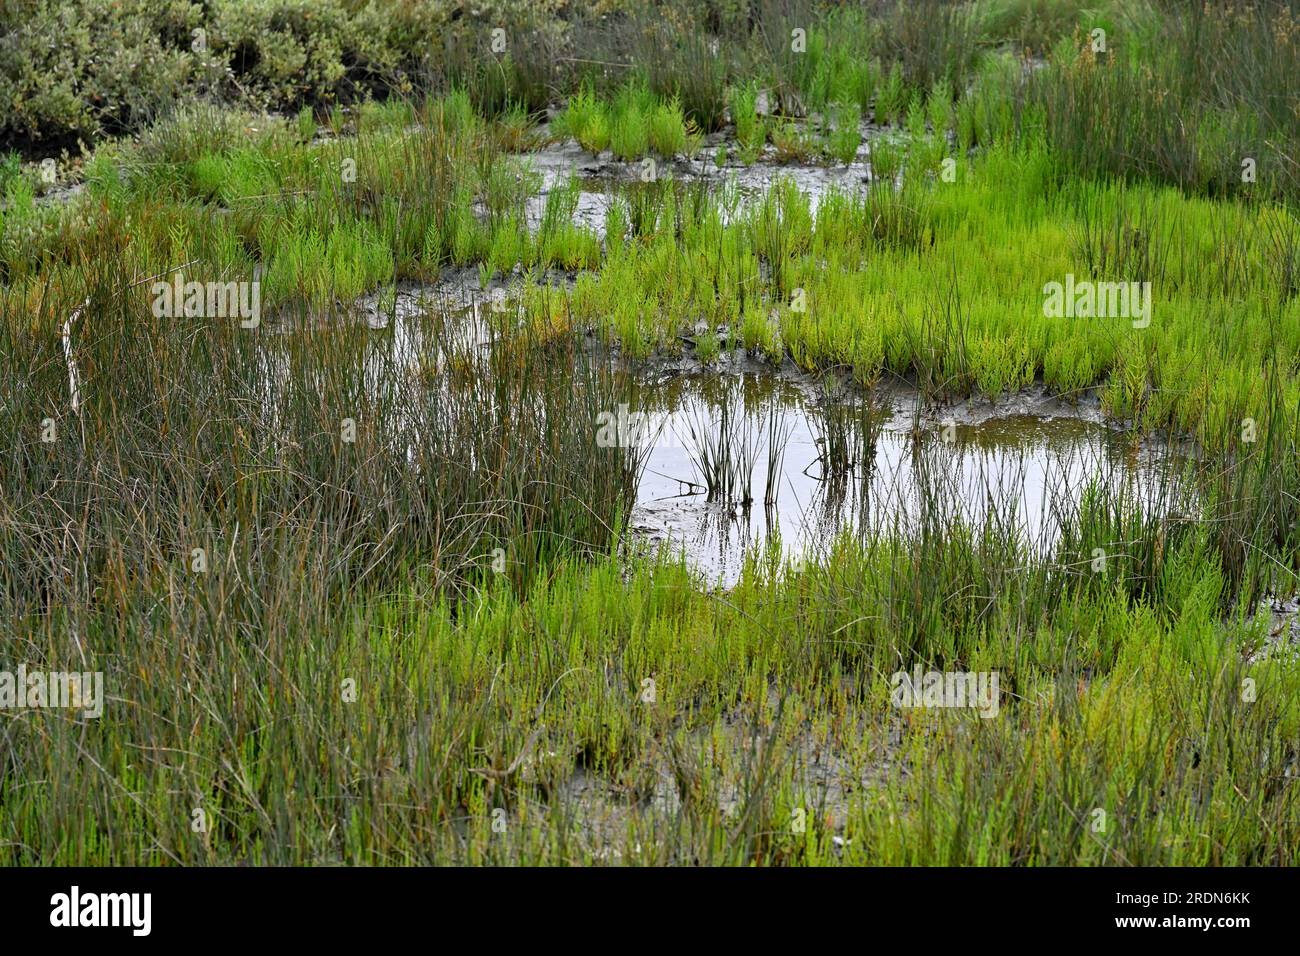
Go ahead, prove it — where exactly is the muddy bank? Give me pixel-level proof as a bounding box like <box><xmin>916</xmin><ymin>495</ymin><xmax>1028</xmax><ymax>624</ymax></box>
<box><xmin>512</xmin><ymin>686</ymin><xmax>904</xmax><ymax>863</ymax></box>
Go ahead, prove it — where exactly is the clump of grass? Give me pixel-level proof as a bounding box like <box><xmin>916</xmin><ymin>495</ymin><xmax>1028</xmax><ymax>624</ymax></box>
<box><xmin>296</xmin><ymin>105</ymin><xmax>317</xmax><ymax>142</ymax></box>
<box><xmin>490</xmin><ymin>103</ymin><xmax>538</xmax><ymax>152</ymax></box>
<box><xmin>638</xmin><ymin>20</ymin><xmax>728</xmax><ymax>133</ymax></box>
<box><xmin>1021</xmin><ymin>6</ymin><xmax>1300</xmax><ymax>201</ymax></box>
<box><xmin>977</xmin><ymin>0</ymin><xmax>1104</xmax><ymax>52</ymax></box>
<box><xmin>625</xmin><ymin>179</ymin><xmax>670</xmax><ymax>238</ymax></box>
<box><xmin>1069</xmin><ymin>190</ymin><xmax>1176</xmax><ymax>287</ymax></box>
<box><xmin>770</xmin><ymin>120</ymin><xmax>818</xmax><ymax>164</ymax></box>
<box><xmin>827</xmin><ymin>102</ymin><xmax>862</xmax><ymax>165</ymax></box>
<box><xmin>682</xmin><ymin>381</ymin><xmax>767</xmax><ymax>506</ymax></box>
<box><xmin>849</xmin><ymin>58</ymin><xmax>882</xmax><ymax>116</ymax></box>
<box><xmin>609</xmin><ymin>83</ymin><xmax>654</xmax><ymax>161</ymax></box>
<box><xmin>694</xmin><ymin>326</ymin><xmax>720</xmax><ymax>363</ymax></box>
<box><xmin>0</xmin><ymin>151</ymin><xmax>21</xmax><ymax>193</ymax></box>
<box><xmin>875</xmin><ymin>61</ymin><xmax>908</xmax><ymax>125</ymax></box>
<box><xmin>731</xmin><ymin>83</ymin><xmax>766</xmax><ymax>155</ymax></box>
<box><xmin>869</xmin><ymin>138</ymin><xmax>903</xmax><ymax>184</ymax></box>
<box><xmin>905</xmin><ymin>93</ymin><xmax>929</xmax><ymax>141</ymax></box>
<box><xmin>556</xmin><ymin>85</ymin><xmax>610</xmax><ymax>156</ymax></box>
<box><xmin>875</xmin><ymin>0</ymin><xmax>983</xmax><ymax>93</ymax></box>
<box><xmin>955</xmin><ymin>91</ymin><xmax>980</xmax><ymax>152</ymax></box>
<box><xmin>648</xmin><ymin>99</ymin><xmax>688</xmax><ymax>157</ymax></box>
<box><xmin>439</xmin><ymin>89</ymin><xmax>479</xmax><ymax>137</ymax></box>
<box><xmin>927</xmin><ymin>79</ymin><xmax>953</xmax><ymax>136</ymax></box>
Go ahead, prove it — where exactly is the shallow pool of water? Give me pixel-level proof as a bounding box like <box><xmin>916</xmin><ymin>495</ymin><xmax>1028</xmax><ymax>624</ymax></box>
<box><xmin>519</xmin><ymin>128</ymin><xmax>905</xmax><ymax>239</ymax></box>
<box><xmin>625</xmin><ymin>370</ymin><xmax>1191</xmax><ymax>586</ymax></box>
<box><xmin>279</xmin><ymin>296</ymin><xmax>1194</xmax><ymax>588</ymax></box>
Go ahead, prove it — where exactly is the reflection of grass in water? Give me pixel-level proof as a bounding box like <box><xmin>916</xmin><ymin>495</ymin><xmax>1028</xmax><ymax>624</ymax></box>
<box><xmin>644</xmin><ymin>374</ymin><xmax>1217</xmax><ymax>608</ymax></box>
<box><xmin>682</xmin><ymin>383</ymin><xmax>760</xmax><ymax>508</ymax></box>
<box><xmin>637</xmin><ymin>373</ymin><xmax>1203</xmax><ymax>594</ymax></box>
<box><xmin>808</xmin><ymin>381</ymin><xmax>882</xmax><ymax>482</ymax></box>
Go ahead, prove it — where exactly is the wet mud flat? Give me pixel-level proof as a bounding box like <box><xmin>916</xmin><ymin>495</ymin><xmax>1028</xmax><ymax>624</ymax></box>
<box><xmin>518</xmin><ymin>130</ymin><xmax>901</xmax><ymax>237</ymax></box>
<box><xmin>499</xmin><ymin>683</ymin><xmax>907</xmax><ymax>863</ymax></box>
